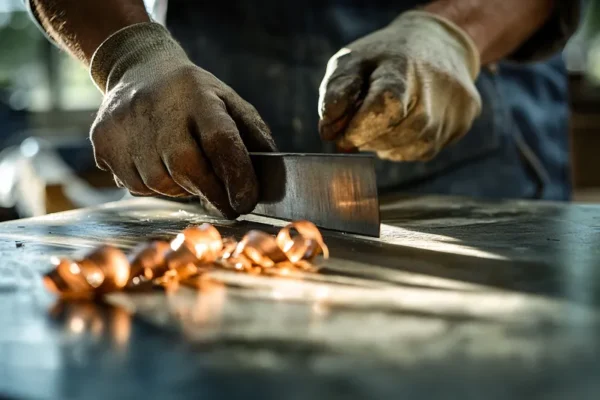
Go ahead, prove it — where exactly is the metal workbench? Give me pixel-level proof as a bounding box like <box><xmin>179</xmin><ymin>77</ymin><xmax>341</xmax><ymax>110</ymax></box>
<box><xmin>1</xmin><ymin>196</ymin><xmax>600</xmax><ymax>399</ymax></box>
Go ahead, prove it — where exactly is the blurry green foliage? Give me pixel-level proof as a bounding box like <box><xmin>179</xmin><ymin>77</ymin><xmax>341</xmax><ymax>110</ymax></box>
<box><xmin>572</xmin><ymin>0</ymin><xmax>600</xmax><ymax>83</ymax></box>
<box><xmin>0</xmin><ymin>10</ymin><xmax>100</xmax><ymax>110</ymax></box>
<box><xmin>580</xmin><ymin>0</ymin><xmax>600</xmax><ymax>40</ymax></box>
<box><xmin>0</xmin><ymin>11</ymin><xmax>43</xmax><ymax>88</ymax></box>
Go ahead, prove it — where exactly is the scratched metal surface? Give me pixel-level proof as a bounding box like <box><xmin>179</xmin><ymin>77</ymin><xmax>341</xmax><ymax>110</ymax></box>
<box><xmin>1</xmin><ymin>197</ymin><xmax>600</xmax><ymax>400</ymax></box>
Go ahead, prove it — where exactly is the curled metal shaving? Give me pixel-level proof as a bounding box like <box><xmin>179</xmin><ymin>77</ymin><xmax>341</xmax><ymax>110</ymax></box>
<box><xmin>127</xmin><ymin>241</ymin><xmax>171</xmax><ymax>290</ymax></box>
<box><xmin>232</xmin><ymin>230</ymin><xmax>288</xmax><ymax>268</ymax></box>
<box><xmin>43</xmin><ymin>221</ymin><xmax>329</xmax><ymax>297</ymax></box>
<box><xmin>276</xmin><ymin>221</ymin><xmax>329</xmax><ymax>262</ymax></box>
<box><xmin>176</xmin><ymin>224</ymin><xmax>223</xmax><ymax>262</ymax></box>
<box><xmin>43</xmin><ymin>246</ymin><xmax>130</xmax><ymax>299</ymax></box>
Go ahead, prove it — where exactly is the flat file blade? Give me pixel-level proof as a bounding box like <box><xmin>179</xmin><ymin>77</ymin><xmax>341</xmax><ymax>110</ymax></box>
<box><xmin>250</xmin><ymin>153</ymin><xmax>380</xmax><ymax>237</ymax></box>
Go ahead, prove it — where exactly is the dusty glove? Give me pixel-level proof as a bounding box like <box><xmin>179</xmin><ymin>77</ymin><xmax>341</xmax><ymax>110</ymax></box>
<box><xmin>90</xmin><ymin>22</ymin><xmax>276</xmax><ymax>218</ymax></box>
<box><xmin>318</xmin><ymin>11</ymin><xmax>482</xmax><ymax>161</ymax></box>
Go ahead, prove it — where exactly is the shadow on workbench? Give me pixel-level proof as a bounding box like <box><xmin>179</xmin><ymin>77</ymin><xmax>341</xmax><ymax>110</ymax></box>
<box><xmin>2</xmin><ymin>198</ymin><xmax>600</xmax><ymax>400</ymax></box>
<box><xmin>368</xmin><ymin>197</ymin><xmax>600</xmax><ymax>306</ymax></box>
<box><xmin>26</xmin><ymin>290</ymin><xmax>600</xmax><ymax>400</ymax></box>
<box><xmin>233</xmin><ymin>206</ymin><xmax>600</xmax><ymax>308</ymax></box>
<box><xmin>234</xmin><ymin>197</ymin><xmax>600</xmax><ymax>307</ymax></box>
<box><xmin>1</xmin><ymin>196</ymin><xmax>599</xmax><ymax>307</ymax></box>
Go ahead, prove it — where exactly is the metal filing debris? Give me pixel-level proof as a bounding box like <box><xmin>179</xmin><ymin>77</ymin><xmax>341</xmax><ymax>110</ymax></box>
<box><xmin>43</xmin><ymin>221</ymin><xmax>329</xmax><ymax>298</ymax></box>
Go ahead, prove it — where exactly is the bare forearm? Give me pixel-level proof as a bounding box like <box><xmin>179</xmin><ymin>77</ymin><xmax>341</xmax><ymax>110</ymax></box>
<box><xmin>31</xmin><ymin>0</ymin><xmax>150</xmax><ymax>64</ymax></box>
<box><xmin>424</xmin><ymin>0</ymin><xmax>555</xmax><ymax>64</ymax></box>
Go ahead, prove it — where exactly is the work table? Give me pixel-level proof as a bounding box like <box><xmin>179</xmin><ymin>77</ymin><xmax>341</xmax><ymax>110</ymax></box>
<box><xmin>1</xmin><ymin>196</ymin><xmax>599</xmax><ymax>399</ymax></box>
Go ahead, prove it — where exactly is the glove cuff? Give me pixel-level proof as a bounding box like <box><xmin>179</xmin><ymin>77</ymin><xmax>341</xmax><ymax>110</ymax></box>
<box><xmin>400</xmin><ymin>10</ymin><xmax>481</xmax><ymax>80</ymax></box>
<box><xmin>90</xmin><ymin>22</ymin><xmax>189</xmax><ymax>93</ymax></box>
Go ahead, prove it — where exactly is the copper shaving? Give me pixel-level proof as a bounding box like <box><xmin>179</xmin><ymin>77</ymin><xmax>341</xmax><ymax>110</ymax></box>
<box><xmin>44</xmin><ymin>246</ymin><xmax>130</xmax><ymax>299</ymax></box>
<box><xmin>43</xmin><ymin>221</ymin><xmax>329</xmax><ymax>298</ymax></box>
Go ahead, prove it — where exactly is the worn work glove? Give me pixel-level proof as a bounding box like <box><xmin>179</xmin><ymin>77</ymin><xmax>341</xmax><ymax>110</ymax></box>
<box><xmin>90</xmin><ymin>23</ymin><xmax>276</xmax><ymax>218</ymax></box>
<box><xmin>318</xmin><ymin>11</ymin><xmax>482</xmax><ymax>161</ymax></box>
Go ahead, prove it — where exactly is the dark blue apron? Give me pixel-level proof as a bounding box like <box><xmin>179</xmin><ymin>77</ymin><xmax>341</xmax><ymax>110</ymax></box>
<box><xmin>167</xmin><ymin>0</ymin><xmax>571</xmax><ymax>200</ymax></box>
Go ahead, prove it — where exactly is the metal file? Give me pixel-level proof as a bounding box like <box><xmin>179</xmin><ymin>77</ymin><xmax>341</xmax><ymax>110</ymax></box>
<box><xmin>250</xmin><ymin>153</ymin><xmax>380</xmax><ymax>237</ymax></box>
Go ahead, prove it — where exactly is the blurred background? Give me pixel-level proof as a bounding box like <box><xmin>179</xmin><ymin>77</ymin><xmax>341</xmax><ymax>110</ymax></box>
<box><xmin>0</xmin><ymin>0</ymin><xmax>600</xmax><ymax>221</ymax></box>
<box><xmin>0</xmin><ymin>0</ymin><xmax>139</xmax><ymax>222</ymax></box>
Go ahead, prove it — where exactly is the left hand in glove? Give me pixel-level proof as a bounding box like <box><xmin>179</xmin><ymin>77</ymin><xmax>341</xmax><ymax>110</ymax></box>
<box><xmin>318</xmin><ymin>10</ymin><xmax>482</xmax><ymax>161</ymax></box>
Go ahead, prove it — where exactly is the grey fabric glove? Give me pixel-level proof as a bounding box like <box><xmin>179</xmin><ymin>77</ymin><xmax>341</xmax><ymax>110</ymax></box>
<box><xmin>318</xmin><ymin>11</ymin><xmax>481</xmax><ymax>162</ymax></box>
<box><xmin>90</xmin><ymin>22</ymin><xmax>276</xmax><ymax>218</ymax></box>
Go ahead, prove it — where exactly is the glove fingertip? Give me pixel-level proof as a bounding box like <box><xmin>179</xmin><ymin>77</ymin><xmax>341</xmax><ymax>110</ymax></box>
<box><xmin>320</xmin><ymin>75</ymin><xmax>364</xmax><ymax>121</ymax></box>
<box><xmin>252</xmin><ymin>133</ymin><xmax>278</xmax><ymax>153</ymax></box>
<box><xmin>200</xmin><ymin>195</ymin><xmax>240</xmax><ymax>220</ymax></box>
<box><xmin>230</xmin><ymin>182</ymin><xmax>259</xmax><ymax>216</ymax></box>
<box><xmin>319</xmin><ymin>113</ymin><xmax>352</xmax><ymax>141</ymax></box>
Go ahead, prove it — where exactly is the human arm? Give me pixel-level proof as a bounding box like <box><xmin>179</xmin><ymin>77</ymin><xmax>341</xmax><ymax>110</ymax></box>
<box><xmin>318</xmin><ymin>0</ymin><xmax>579</xmax><ymax>161</ymax></box>
<box><xmin>26</xmin><ymin>1</ymin><xmax>276</xmax><ymax>218</ymax></box>
<box><xmin>423</xmin><ymin>0</ymin><xmax>578</xmax><ymax>64</ymax></box>
<box><xmin>29</xmin><ymin>0</ymin><xmax>150</xmax><ymax>64</ymax></box>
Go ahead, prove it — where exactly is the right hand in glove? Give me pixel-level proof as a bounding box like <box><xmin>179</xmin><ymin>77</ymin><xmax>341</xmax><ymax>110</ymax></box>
<box><xmin>90</xmin><ymin>23</ymin><xmax>276</xmax><ymax>218</ymax></box>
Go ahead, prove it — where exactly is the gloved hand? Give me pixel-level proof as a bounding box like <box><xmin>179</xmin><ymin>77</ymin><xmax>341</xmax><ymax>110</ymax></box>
<box><xmin>318</xmin><ymin>11</ymin><xmax>482</xmax><ymax>161</ymax></box>
<box><xmin>90</xmin><ymin>23</ymin><xmax>276</xmax><ymax>218</ymax></box>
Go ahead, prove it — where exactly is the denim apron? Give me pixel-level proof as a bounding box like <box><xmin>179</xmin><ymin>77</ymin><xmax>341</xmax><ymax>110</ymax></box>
<box><xmin>166</xmin><ymin>0</ymin><xmax>571</xmax><ymax>200</ymax></box>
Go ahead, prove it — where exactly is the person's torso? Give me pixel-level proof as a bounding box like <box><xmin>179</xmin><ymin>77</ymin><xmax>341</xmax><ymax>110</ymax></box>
<box><xmin>166</xmin><ymin>0</ymin><xmax>571</xmax><ymax>200</ymax></box>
